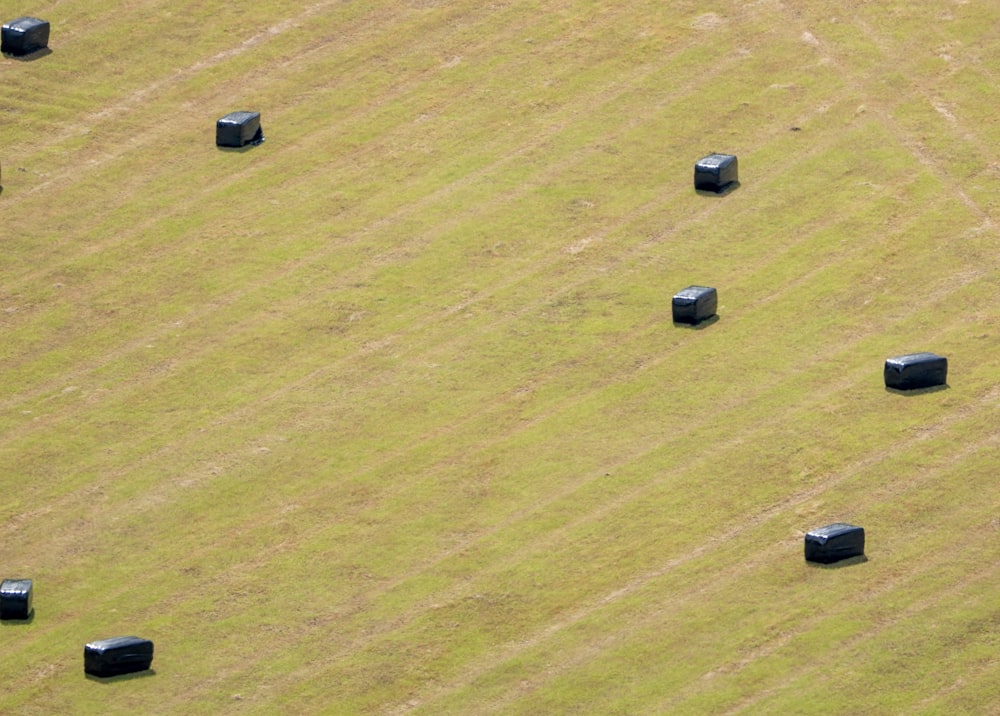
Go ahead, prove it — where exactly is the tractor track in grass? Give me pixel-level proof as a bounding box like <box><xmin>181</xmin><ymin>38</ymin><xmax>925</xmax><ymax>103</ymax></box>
<box><xmin>2</xmin><ymin>0</ymin><xmax>807</xmax><ymax>308</ymax></box>
<box><xmin>5</xmin><ymin>3</ymin><xmax>1000</xmax><ymax>712</ymax></box>
<box><xmin>0</xmin><ymin>11</ymin><xmax>796</xmax><ymax>420</ymax></box>
<box><xmin>2</xmin><ymin>1</ymin><xmax>494</xmax><ymax>239</ymax></box>
<box><xmin>2</xmin><ymin>102</ymin><xmax>897</xmax><ymax>526</ymax></box>
<box><xmin>77</xmin><ymin>307</ymin><xmax>990</xmax><ymax>710</ymax></box>
<box><xmin>718</xmin><ymin>559</ymin><xmax>1000</xmax><ymax>715</ymax></box>
<box><xmin>662</xmin><ymin>432</ymin><xmax>1000</xmax><ymax>713</ymax></box>
<box><xmin>7</xmin><ymin>187</ymin><xmax>984</xmax><ymax>712</ymax></box>
<box><xmin>5</xmin><ymin>0</ymin><xmax>352</xmax><ymax>198</ymax></box>
<box><xmin>0</xmin><ymin>10</ymin><xmax>751</xmax><ymax>408</ymax></box>
<box><xmin>910</xmin><ymin>653</ymin><xmax>1000</xmax><ymax>714</ymax></box>
<box><xmin>398</xmin><ymin>400</ymin><xmax>1000</xmax><ymax>713</ymax></box>
<box><xmin>444</xmin><ymin>7</ymin><xmax>1000</xmax><ymax>709</ymax></box>
<box><xmin>2</xmin><ymin>10</ymin><xmax>990</xmax><ymax>437</ymax></box>
<box><xmin>776</xmin><ymin>1</ymin><xmax>1000</xmax><ymax>231</ymax></box>
<box><xmin>0</xmin><ymin>157</ymin><xmax>967</xmax><ymax>532</ymax></box>
<box><xmin>5</xmin><ymin>0</ymin><xmax>690</xmax><ymax>213</ymax></box>
<box><xmin>7</xmin><ymin>83</ymin><xmax>990</xmax><ymax>633</ymax></box>
<box><xmin>378</xmin><ymin>12</ymin><xmax>1000</xmax><ymax>700</ymax></box>
<box><xmin>0</xmin><ymin>63</ymin><xmax>877</xmax><ymax>428</ymax></box>
<box><xmin>7</xmin><ymin>0</ymin><xmax>988</xmax><ymax>552</ymax></box>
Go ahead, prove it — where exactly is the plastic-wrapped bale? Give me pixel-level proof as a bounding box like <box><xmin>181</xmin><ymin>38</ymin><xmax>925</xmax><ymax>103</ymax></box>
<box><xmin>884</xmin><ymin>352</ymin><xmax>947</xmax><ymax>390</ymax></box>
<box><xmin>216</xmin><ymin>111</ymin><xmax>263</xmax><ymax>148</ymax></box>
<box><xmin>84</xmin><ymin>636</ymin><xmax>154</xmax><ymax>677</ymax></box>
<box><xmin>0</xmin><ymin>579</ymin><xmax>33</xmax><ymax>619</ymax></box>
<box><xmin>1</xmin><ymin>17</ymin><xmax>50</xmax><ymax>56</ymax></box>
<box><xmin>694</xmin><ymin>153</ymin><xmax>738</xmax><ymax>192</ymax></box>
<box><xmin>804</xmin><ymin>523</ymin><xmax>865</xmax><ymax>564</ymax></box>
<box><xmin>672</xmin><ymin>285</ymin><xmax>718</xmax><ymax>325</ymax></box>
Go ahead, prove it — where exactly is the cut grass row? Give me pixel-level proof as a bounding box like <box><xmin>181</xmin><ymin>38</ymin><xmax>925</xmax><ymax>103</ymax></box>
<box><xmin>2</xmin><ymin>0</ymin><xmax>999</xmax><ymax>713</ymax></box>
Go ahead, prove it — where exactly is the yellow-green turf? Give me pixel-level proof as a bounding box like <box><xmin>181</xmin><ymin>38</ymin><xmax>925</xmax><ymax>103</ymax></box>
<box><xmin>2</xmin><ymin>1</ymin><xmax>998</xmax><ymax>713</ymax></box>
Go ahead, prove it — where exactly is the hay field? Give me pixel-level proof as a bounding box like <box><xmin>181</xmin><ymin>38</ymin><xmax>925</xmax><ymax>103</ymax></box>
<box><xmin>2</xmin><ymin>1</ymin><xmax>998</xmax><ymax>713</ymax></box>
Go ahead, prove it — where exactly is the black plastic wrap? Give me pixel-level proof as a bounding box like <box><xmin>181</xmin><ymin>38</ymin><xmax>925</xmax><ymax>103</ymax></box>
<box><xmin>1</xmin><ymin>17</ymin><xmax>50</xmax><ymax>56</ymax></box>
<box><xmin>84</xmin><ymin>636</ymin><xmax>154</xmax><ymax>677</ymax></box>
<box><xmin>884</xmin><ymin>352</ymin><xmax>947</xmax><ymax>390</ymax></box>
<box><xmin>804</xmin><ymin>523</ymin><xmax>865</xmax><ymax>564</ymax></box>
<box><xmin>672</xmin><ymin>285</ymin><xmax>718</xmax><ymax>324</ymax></box>
<box><xmin>0</xmin><ymin>578</ymin><xmax>33</xmax><ymax>619</ymax></box>
<box><xmin>694</xmin><ymin>153</ymin><xmax>738</xmax><ymax>191</ymax></box>
<box><xmin>216</xmin><ymin>111</ymin><xmax>263</xmax><ymax>147</ymax></box>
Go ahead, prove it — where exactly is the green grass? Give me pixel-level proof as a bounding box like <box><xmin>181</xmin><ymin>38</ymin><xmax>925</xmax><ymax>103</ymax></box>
<box><xmin>2</xmin><ymin>1</ymin><xmax>999</xmax><ymax>713</ymax></box>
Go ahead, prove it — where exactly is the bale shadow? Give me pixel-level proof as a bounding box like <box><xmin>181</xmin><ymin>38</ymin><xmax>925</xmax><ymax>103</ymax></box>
<box><xmin>672</xmin><ymin>314</ymin><xmax>720</xmax><ymax>331</ymax></box>
<box><xmin>3</xmin><ymin>47</ymin><xmax>52</xmax><ymax>62</ymax></box>
<box><xmin>695</xmin><ymin>181</ymin><xmax>740</xmax><ymax>197</ymax></box>
<box><xmin>0</xmin><ymin>610</ymin><xmax>35</xmax><ymax>625</ymax></box>
<box><xmin>215</xmin><ymin>144</ymin><xmax>258</xmax><ymax>154</ymax></box>
<box><xmin>884</xmin><ymin>384</ymin><xmax>949</xmax><ymax>396</ymax></box>
<box><xmin>806</xmin><ymin>554</ymin><xmax>869</xmax><ymax>569</ymax></box>
<box><xmin>216</xmin><ymin>132</ymin><xmax>265</xmax><ymax>153</ymax></box>
<box><xmin>85</xmin><ymin>668</ymin><xmax>156</xmax><ymax>684</ymax></box>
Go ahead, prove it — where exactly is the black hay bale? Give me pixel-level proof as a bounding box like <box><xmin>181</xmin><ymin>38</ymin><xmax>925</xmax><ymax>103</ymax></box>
<box><xmin>884</xmin><ymin>352</ymin><xmax>948</xmax><ymax>390</ymax></box>
<box><xmin>84</xmin><ymin>636</ymin><xmax>154</xmax><ymax>677</ymax></box>
<box><xmin>694</xmin><ymin>153</ymin><xmax>738</xmax><ymax>192</ymax></box>
<box><xmin>1</xmin><ymin>17</ymin><xmax>50</xmax><ymax>56</ymax></box>
<box><xmin>216</xmin><ymin>111</ymin><xmax>264</xmax><ymax>148</ymax></box>
<box><xmin>0</xmin><ymin>579</ymin><xmax>33</xmax><ymax>620</ymax></box>
<box><xmin>804</xmin><ymin>523</ymin><xmax>865</xmax><ymax>564</ymax></box>
<box><xmin>672</xmin><ymin>285</ymin><xmax>718</xmax><ymax>325</ymax></box>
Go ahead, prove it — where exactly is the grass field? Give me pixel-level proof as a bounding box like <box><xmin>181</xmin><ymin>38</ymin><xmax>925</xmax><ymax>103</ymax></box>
<box><xmin>2</xmin><ymin>1</ymin><xmax>999</xmax><ymax>713</ymax></box>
